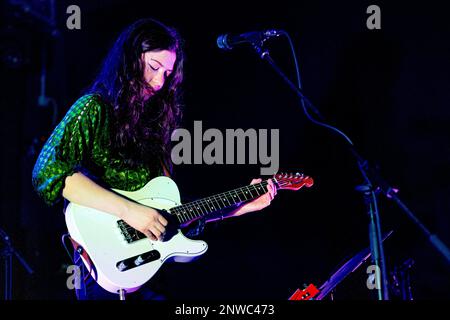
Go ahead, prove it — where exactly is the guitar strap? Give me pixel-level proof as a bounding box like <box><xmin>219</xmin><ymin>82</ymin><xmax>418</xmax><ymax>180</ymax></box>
<box><xmin>161</xmin><ymin>160</ymin><xmax>171</xmax><ymax>177</ymax></box>
<box><xmin>68</xmin><ymin>236</ymin><xmax>98</xmax><ymax>282</ymax></box>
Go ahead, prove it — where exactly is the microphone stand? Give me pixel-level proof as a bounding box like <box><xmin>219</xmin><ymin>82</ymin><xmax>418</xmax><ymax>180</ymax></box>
<box><xmin>0</xmin><ymin>227</ymin><xmax>34</xmax><ymax>300</ymax></box>
<box><xmin>248</xmin><ymin>41</ymin><xmax>450</xmax><ymax>300</ymax></box>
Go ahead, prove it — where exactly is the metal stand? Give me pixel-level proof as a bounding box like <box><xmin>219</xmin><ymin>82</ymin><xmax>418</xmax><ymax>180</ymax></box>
<box><xmin>1</xmin><ymin>247</ymin><xmax>12</xmax><ymax>300</ymax></box>
<box><xmin>118</xmin><ymin>288</ymin><xmax>127</xmax><ymax>300</ymax></box>
<box><xmin>356</xmin><ymin>184</ymin><xmax>389</xmax><ymax>300</ymax></box>
<box><xmin>0</xmin><ymin>227</ymin><xmax>34</xmax><ymax>300</ymax></box>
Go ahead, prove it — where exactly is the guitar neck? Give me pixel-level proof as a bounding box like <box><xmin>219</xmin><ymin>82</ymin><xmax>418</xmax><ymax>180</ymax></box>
<box><xmin>170</xmin><ymin>179</ymin><xmax>274</xmax><ymax>225</ymax></box>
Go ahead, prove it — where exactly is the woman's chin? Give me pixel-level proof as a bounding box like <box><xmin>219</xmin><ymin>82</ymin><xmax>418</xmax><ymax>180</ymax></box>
<box><xmin>142</xmin><ymin>90</ymin><xmax>155</xmax><ymax>101</ymax></box>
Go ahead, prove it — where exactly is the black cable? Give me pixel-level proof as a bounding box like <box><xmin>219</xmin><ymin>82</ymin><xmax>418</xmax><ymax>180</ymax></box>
<box><xmin>281</xmin><ymin>31</ymin><xmax>355</xmax><ymax>146</ymax></box>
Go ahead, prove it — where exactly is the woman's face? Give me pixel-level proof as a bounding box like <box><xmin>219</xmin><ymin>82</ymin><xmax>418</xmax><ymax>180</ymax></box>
<box><xmin>141</xmin><ymin>50</ymin><xmax>176</xmax><ymax>97</ymax></box>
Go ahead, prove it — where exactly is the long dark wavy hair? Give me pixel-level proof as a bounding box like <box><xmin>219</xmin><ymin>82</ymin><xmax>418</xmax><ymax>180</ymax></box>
<box><xmin>88</xmin><ymin>18</ymin><xmax>184</xmax><ymax>173</ymax></box>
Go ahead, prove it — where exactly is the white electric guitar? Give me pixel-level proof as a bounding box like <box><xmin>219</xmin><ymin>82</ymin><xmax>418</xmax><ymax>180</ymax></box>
<box><xmin>65</xmin><ymin>172</ymin><xmax>314</xmax><ymax>295</ymax></box>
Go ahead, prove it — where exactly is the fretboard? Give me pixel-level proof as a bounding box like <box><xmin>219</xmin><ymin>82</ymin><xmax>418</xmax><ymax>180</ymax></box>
<box><xmin>170</xmin><ymin>180</ymin><xmax>272</xmax><ymax>225</ymax></box>
<box><xmin>117</xmin><ymin>179</ymin><xmax>275</xmax><ymax>243</ymax></box>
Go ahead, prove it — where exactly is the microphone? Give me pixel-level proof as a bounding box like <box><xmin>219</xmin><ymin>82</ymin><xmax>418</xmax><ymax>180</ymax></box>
<box><xmin>216</xmin><ymin>29</ymin><xmax>284</xmax><ymax>50</ymax></box>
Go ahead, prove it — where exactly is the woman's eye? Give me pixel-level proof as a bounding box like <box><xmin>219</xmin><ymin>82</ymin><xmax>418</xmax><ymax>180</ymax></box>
<box><xmin>149</xmin><ymin>64</ymin><xmax>159</xmax><ymax>71</ymax></box>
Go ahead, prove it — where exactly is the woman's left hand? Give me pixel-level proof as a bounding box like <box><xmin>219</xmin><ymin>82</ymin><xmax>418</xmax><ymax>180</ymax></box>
<box><xmin>228</xmin><ymin>178</ymin><xmax>277</xmax><ymax>217</ymax></box>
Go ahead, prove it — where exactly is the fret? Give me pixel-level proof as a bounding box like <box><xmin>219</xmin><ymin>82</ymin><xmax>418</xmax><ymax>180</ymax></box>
<box><xmin>229</xmin><ymin>190</ymin><xmax>241</xmax><ymax>204</ymax></box>
<box><xmin>205</xmin><ymin>197</ymin><xmax>218</xmax><ymax>212</ymax></box>
<box><xmin>189</xmin><ymin>204</ymin><xmax>202</xmax><ymax>219</ymax></box>
<box><xmin>208</xmin><ymin>193</ymin><xmax>228</xmax><ymax>209</ymax></box>
<box><xmin>195</xmin><ymin>200</ymin><xmax>208</xmax><ymax>216</ymax></box>
<box><xmin>212</xmin><ymin>196</ymin><xmax>223</xmax><ymax>210</ymax></box>
<box><xmin>196</xmin><ymin>203</ymin><xmax>207</xmax><ymax>217</ymax></box>
<box><xmin>242</xmin><ymin>186</ymin><xmax>250</xmax><ymax>198</ymax></box>
<box><xmin>239</xmin><ymin>187</ymin><xmax>251</xmax><ymax>201</ymax></box>
<box><xmin>179</xmin><ymin>204</ymin><xmax>194</xmax><ymax>222</ymax></box>
<box><xmin>204</xmin><ymin>197</ymin><xmax>219</xmax><ymax>214</ymax></box>
<box><xmin>246</xmin><ymin>185</ymin><xmax>257</xmax><ymax>198</ymax></box>
<box><xmin>214</xmin><ymin>196</ymin><xmax>224</xmax><ymax>210</ymax></box>
<box><xmin>182</xmin><ymin>203</ymin><xmax>199</xmax><ymax>222</ymax></box>
<box><xmin>254</xmin><ymin>184</ymin><xmax>265</xmax><ymax>196</ymax></box>
<box><xmin>170</xmin><ymin>208</ymin><xmax>184</xmax><ymax>224</ymax></box>
<box><xmin>183</xmin><ymin>207</ymin><xmax>194</xmax><ymax>221</ymax></box>
<box><xmin>249</xmin><ymin>184</ymin><xmax>260</xmax><ymax>196</ymax></box>
<box><xmin>203</xmin><ymin>198</ymin><xmax>212</xmax><ymax>212</ymax></box>
<box><xmin>174</xmin><ymin>212</ymin><xmax>183</xmax><ymax>224</ymax></box>
<box><xmin>217</xmin><ymin>194</ymin><xmax>229</xmax><ymax>207</ymax></box>
<box><xmin>177</xmin><ymin>205</ymin><xmax>187</xmax><ymax>223</ymax></box>
<box><xmin>184</xmin><ymin>205</ymin><xmax>197</xmax><ymax>221</ymax></box>
<box><xmin>220</xmin><ymin>193</ymin><xmax>233</xmax><ymax>206</ymax></box>
<box><xmin>178</xmin><ymin>211</ymin><xmax>188</xmax><ymax>223</ymax></box>
<box><xmin>218</xmin><ymin>195</ymin><xmax>228</xmax><ymax>209</ymax></box>
<box><xmin>198</xmin><ymin>199</ymin><xmax>211</xmax><ymax>214</ymax></box>
<box><xmin>233</xmin><ymin>189</ymin><xmax>243</xmax><ymax>203</ymax></box>
<box><xmin>174</xmin><ymin>206</ymin><xmax>185</xmax><ymax>219</ymax></box>
<box><xmin>252</xmin><ymin>184</ymin><xmax>263</xmax><ymax>197</ymax></box>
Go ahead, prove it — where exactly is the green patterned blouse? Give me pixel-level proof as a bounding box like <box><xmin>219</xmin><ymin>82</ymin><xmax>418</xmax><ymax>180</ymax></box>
<box><xmin>32</xmin><ymin>94</ymin><xmax>163</xmax><ymax>206</ymax></box>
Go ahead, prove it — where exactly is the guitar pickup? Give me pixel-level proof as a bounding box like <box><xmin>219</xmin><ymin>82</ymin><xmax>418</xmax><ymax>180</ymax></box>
<box><xmin>116</xmin><ymin>250</ymin><xmax>161</xmax><ymax>272</ymax></box>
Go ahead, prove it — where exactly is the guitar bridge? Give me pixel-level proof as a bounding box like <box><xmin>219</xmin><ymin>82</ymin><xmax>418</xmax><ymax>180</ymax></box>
<box><xmin>117</xmin><ymin>220</ymin><xmax>146</xmax><ymax>243</ymax></box>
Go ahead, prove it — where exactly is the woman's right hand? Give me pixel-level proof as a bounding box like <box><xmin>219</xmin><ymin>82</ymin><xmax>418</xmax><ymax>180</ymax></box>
<box><xmin>121</xmin><ymin>201</ymin><xmax>168</xmax><ymax>241</ymax></box>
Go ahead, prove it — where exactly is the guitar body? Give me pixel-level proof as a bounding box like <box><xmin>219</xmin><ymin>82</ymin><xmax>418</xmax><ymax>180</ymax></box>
<box><xmin>64</xmin><ymin>172</ymin><xmax>313</xmax><ymax>295</ymax></box>
<box><xmin>65</xmin><ymin>176</ymin><xmax>208</xmax><ymax>294</ymax></box>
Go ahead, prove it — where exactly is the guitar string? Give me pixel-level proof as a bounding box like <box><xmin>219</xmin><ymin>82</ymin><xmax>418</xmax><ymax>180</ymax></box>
<box><xmin>171</xmin><ymin>181</ymin><xmax>271</xmax><ymax>221</ymax></box>
<box><xmin>170</xmin><ymin>179</ymin><xmax>300</xmax><ymax>220</ymax></box>
<box><xmin>172</xmin><ymin>181</ymin><xmax>269</xmax><ymax>220</ymax></box>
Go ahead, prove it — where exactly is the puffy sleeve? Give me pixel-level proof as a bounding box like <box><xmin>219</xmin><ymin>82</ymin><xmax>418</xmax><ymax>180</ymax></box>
<box><xmin>32</xmin><ymin>94</ymin><xmax>105</xmax><ymax>206</ymax></box>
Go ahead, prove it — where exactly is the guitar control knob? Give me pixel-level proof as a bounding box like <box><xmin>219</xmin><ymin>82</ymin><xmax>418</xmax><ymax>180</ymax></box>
<box><xmin>117</xmin><ymin>261</ymin><xmax>127</xmax><ymax>271</ymax></box>
<box><xmin>134</xmin><ymin>255</ymin><xmax>144</xmax><ymax>266</ymax></box>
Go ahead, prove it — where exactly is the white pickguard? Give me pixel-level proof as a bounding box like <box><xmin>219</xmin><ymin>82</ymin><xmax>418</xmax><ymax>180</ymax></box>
<box><xmin>65</xmin><ymin>176</ymin><xmax>208</xmax><ymax>294</ymax></box>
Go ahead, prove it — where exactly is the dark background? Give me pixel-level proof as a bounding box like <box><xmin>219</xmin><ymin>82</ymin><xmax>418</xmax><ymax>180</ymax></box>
<box><xmin>1</xmin><ymin>0</ymin><xmax>449</xmax><ymax>300</ymax></box>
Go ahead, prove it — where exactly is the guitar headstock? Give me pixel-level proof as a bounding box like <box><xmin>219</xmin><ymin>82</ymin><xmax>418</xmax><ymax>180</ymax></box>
<box><xmin>274</xmin><ymin>172</ymin><xmax>314</xmax><ymax>191</ymax></box>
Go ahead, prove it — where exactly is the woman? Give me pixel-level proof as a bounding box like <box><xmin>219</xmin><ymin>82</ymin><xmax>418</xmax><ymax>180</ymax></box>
<box><xmin>32</xmin><ymin>18</ymin><xmax>276</xmax><ymax>300</ymax></box>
